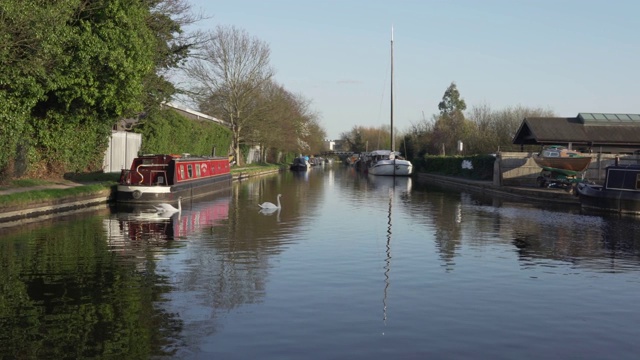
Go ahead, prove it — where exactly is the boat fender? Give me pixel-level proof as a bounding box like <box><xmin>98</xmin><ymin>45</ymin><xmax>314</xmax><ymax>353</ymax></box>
<box><xmin>132</xmin><ymin>190</ymin><xmax>142</xmax><ymax>199</ymax></box>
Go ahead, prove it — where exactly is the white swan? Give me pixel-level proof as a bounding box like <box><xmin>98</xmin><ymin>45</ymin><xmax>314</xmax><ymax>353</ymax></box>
<box><xmin>152</xmin><ymin>196</ymin><xmax>182</xmax><ymax>214</ymax></box>
<box><xmin>259</xmin><ymin>194</ymin><xmax>282</xmax><ymax>209</ymax></box>
<box><xmin>259</xmin><ymin>207</ymin><xmax>279</xmax><ymax>215</ymax></box>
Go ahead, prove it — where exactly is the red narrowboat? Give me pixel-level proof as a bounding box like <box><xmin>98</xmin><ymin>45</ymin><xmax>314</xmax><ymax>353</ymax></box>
<box><xmin>116</xmin><ymin>154</ymin><xmax>231</xmax><ymax>204</ymax></box>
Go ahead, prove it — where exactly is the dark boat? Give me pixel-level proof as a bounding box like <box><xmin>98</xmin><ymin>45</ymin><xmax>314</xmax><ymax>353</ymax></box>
<box><xmin>290</xmin><ymin>156</ymin><xmax>310</xmax><ymax>171</ymax></box>
<box><xmin>532</xmin><ymin>145</ymin><xmax>592</xmax><ymax>176</ymax></box>
<box><xmin>116</xmin><ymin>153</ymin><xmax>231</xmax><ymax>204</ymax></box>
<box><xmin>577</xmin><ymin>164</ymin><xmax>640</xmax><ymax>215</ymax></box>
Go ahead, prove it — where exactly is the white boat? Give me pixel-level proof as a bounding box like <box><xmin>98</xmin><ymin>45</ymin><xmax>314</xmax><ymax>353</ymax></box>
<box><xmin>368</xmin><ymin>28</ymin><xmax>413</xmax><ymax>177</ymax></box>
<box><xmin>368</xmin><ymin>150</ymin><xmax>413</xmax><ymax>176</ymax></box>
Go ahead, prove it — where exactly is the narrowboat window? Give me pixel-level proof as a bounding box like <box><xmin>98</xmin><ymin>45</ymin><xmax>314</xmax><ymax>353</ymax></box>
<box><xmin>636</xmin><ymin>174</ymin><xmax>640</xmax><ymax>190</ymax></box>
<box><xmin>196</xmin><ymin>164</ymin><xmax>201</xmax><ymax>177</ymax></box>
<box><xmin>606</xmin><ymin>169</ymin><xmax>626</xmax><ymax>189</ymax></box>
<box><xmin>180</xmin><ymin>165</ymin><xmax>185</xmax><ymax>179</ymax></box>
<box><xmin>187</xmin><ymin>164</ymin><xmax>193</xmax><ymax>178</ymax></box>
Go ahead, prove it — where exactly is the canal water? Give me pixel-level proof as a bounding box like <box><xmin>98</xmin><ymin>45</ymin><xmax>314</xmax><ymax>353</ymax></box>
<box><xmin>2</xmin><ymin>165</ymin><xmax>640</xmax><ymax>359</ymax></box>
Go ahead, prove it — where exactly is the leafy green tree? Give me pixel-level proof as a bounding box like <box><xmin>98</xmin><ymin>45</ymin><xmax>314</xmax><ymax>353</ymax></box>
<box><xmin>0</xmin><ymin>0</ymin><xmax>71</xmax><ymax>178</ymax></box>
<box><xmin>141</xmin><ymin>0</ymin><xmax>204</xmax><ymax>110</ymax></box>
<box><xmin>0</xmin><ymin>0</ymin><xmax>196</xmax><ymax>179</ymax></box>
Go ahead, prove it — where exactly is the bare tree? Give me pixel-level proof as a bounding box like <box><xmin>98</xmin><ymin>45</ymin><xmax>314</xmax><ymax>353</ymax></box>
<box><xmin>256</xmin><ymin>79</ymin><xmax>327</xmax><ymax>160</ymax></box>
<box><xmin>467</xmin><ymin>104</ymin><xmax>555</xmax><ymax>153</ymax></box>
<box><xmin>186</xmin><ymin>25</ymin><xmax>274</xmax><ymax>165</ymax></box>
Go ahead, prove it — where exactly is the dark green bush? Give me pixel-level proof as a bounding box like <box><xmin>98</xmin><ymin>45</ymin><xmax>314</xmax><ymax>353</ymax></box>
<box><xmin>413</xmin><ymin>154</ymin><xmax>495</xmax><ymax>180</ymax></box>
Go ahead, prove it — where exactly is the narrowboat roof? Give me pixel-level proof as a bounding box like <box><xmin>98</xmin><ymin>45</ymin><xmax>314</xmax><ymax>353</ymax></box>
<box><xmin>135</xmin><ymin>154</ymin><xmax>227</xmax><ymax>161</ymax></box>
<box><xmin>607</xmin><ymin>164</ymin><xmax>640</xmax><ymax>171</ymax></box>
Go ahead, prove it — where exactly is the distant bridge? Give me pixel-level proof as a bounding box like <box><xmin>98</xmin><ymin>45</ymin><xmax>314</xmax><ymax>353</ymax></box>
<box><xmin>320</xmin><ymin>151</ymin><xmax>354</xmax><ymax>156</ymax></box>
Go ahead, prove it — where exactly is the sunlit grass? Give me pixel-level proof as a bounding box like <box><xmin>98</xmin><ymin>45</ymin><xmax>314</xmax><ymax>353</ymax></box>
<box><xmin>0</xmin><ymin>183</ymin><xmax>114</xmax><ymax>208</ymax></box>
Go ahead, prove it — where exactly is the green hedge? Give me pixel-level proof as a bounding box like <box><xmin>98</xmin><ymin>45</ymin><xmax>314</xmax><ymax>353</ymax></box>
<box><xmin>135</xmin><ymin>108</ymin><xmax>232</xmax><ymax>157</ymax></box>
<box><xmin>413</xmin><ymin>154</ymin><xmax>495</xmax><ymax>180</ymax></box>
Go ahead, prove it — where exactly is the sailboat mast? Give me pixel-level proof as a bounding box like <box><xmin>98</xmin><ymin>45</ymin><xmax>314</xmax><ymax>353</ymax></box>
<box><xmin>390</xmin><ymin>27</ymin><xmax>395</xmax><ymax>152</ymax></box>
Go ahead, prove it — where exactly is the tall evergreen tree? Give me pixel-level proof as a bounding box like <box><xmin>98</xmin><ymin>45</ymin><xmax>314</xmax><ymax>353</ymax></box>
<box><xmin>434</xmin><ymin>82</ymin><xmax>468</xmax><ymax>155</ymax></box>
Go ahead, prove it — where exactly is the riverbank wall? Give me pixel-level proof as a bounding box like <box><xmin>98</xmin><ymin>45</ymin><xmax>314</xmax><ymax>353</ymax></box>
<box><xmin>416</xmin><ymin>172</ymin><xmax>580</xmax><ymax>206</ymax></box>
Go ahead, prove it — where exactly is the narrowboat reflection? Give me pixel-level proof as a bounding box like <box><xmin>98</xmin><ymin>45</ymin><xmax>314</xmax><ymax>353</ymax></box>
<box><xmin>105</xmin><ymin>192</ymin><xmax>230</xmax><ymax>247</ymax></box>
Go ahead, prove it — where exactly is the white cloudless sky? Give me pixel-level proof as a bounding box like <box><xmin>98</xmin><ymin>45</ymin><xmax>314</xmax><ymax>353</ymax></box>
<box><xmin>183</xmin><ymin>0</ymin><xmax>639</xmax><ymax>139</ymax></box>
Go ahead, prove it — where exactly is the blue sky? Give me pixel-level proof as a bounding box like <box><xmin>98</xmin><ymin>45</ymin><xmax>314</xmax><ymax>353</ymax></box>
<box><xmin>185</xmin><ymin>0</ymin><xmax>639</xmax><ymax>139</ymax></box>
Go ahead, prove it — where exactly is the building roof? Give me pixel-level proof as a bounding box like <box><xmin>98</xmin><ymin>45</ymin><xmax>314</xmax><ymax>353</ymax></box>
<box><xmin>513</xmin><ymin>113</ymin><xmax>640</xmax><ymax>148</ymax></box>
<box><xmin>163</xmin><ymin>102</ymin><xmax>229</xmax><ymax>127</ymax></box>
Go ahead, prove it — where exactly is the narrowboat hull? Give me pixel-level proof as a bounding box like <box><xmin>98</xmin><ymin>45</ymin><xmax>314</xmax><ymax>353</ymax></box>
<box><xmin>577</xmin><ymin>184</ymin><xmax>640</xmax><ymax>215</ymax></box>
<box><xmin>116</xmin><ymin>154</ymin><xmax>231</xmax><ymax>204</ymax></box>
<box><xmin>116</xmin><ymin>174</ymin><xmax>231</xmax><ymax>204</ymax></box>
<box><xmin>577</xmin><ymin>164</ymin><xmax>640</xmax><ymax>215</ymax></box>
<box><xmin>289</xmin><ymin>164</ymin><xmax>309</xmax><ymax>171</ymax></box>
<box><xmin>290</xmin><ymin>157</ymin><xmax>310</xmax><ymax>171</ymax></box>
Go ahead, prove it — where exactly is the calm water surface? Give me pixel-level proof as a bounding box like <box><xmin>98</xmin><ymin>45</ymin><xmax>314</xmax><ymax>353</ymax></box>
<box><xmin>2</xmin><ymin>166</ymin><xmax>640</xmax><ymax>359</ymax></box>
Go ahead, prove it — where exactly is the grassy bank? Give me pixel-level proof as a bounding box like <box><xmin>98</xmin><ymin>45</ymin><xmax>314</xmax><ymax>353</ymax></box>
<box><xmin>231</xmin><ymin>162</ymin><xmax>285</xmax><ymax>175</ymax></box>
<box><xmin>0</xmin><ymin>163</ymin><xmax>286</xmax><ymax>209</ymax></box>
<box><xmin>0</xmin><ymin>184</ymin><xmax>114</xmax><ymax>208</ymax></box>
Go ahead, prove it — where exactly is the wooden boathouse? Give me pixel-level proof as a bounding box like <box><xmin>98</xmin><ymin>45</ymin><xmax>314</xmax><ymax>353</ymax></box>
<box><xmin>497</xmin><ymin>113</ymin><xmax>640</xmax><ymax>186</ymax></box>
<box><xmin>512</xmin><ymin>113</ymin><xmax>640</xmax><ymax>154</ymax></box>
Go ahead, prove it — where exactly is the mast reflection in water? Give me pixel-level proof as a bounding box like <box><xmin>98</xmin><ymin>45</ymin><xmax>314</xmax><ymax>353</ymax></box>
<box><xmin>364</xmin><ymin>175</ymin><xmax>413</xmax><ymax>329</ymax></box>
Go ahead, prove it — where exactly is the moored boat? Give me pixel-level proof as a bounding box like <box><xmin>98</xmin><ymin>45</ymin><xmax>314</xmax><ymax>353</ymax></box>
<box><xmin>368</xmin><ymin>150</ymin><xmax>413</xmax><ymax>176</ymax></box>
<box><xmin>116</xmin><ymin>153</ymin><xmax>231</xmax><ymax>204</ymax></box>
<box><xmin>577</xmin><ymin>163</ymin><xmax>640</xmax><ymax>215</ymax></box>
<box><xmin>368</xmin><ymin>28</ymin><xmax>413</xmax><ymax>177</ymax></box>
<box><xmin>290</xmin><ymin>156</ymin><xmax>310</xmax><ymax>171</ymax></box>
<box><xmin>532</xmin><ymin>145</ymin><xmax>592</xmax><ymax>175</ymax></box>
<box><xmin>533</xmin><ymin>145</ymin><xmax>592</xmax><ymax>190</ymax></box>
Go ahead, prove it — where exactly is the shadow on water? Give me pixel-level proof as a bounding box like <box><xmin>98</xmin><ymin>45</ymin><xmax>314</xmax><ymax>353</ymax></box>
<box><xmin>411</xmin><ymin>177</ymin><xmax>640</xmax><ymax>273</ymax></box>
<box><xmin>460</xmin><ymin>186</ymin><xmax>640</xmax><ymax>272</ymax></box>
